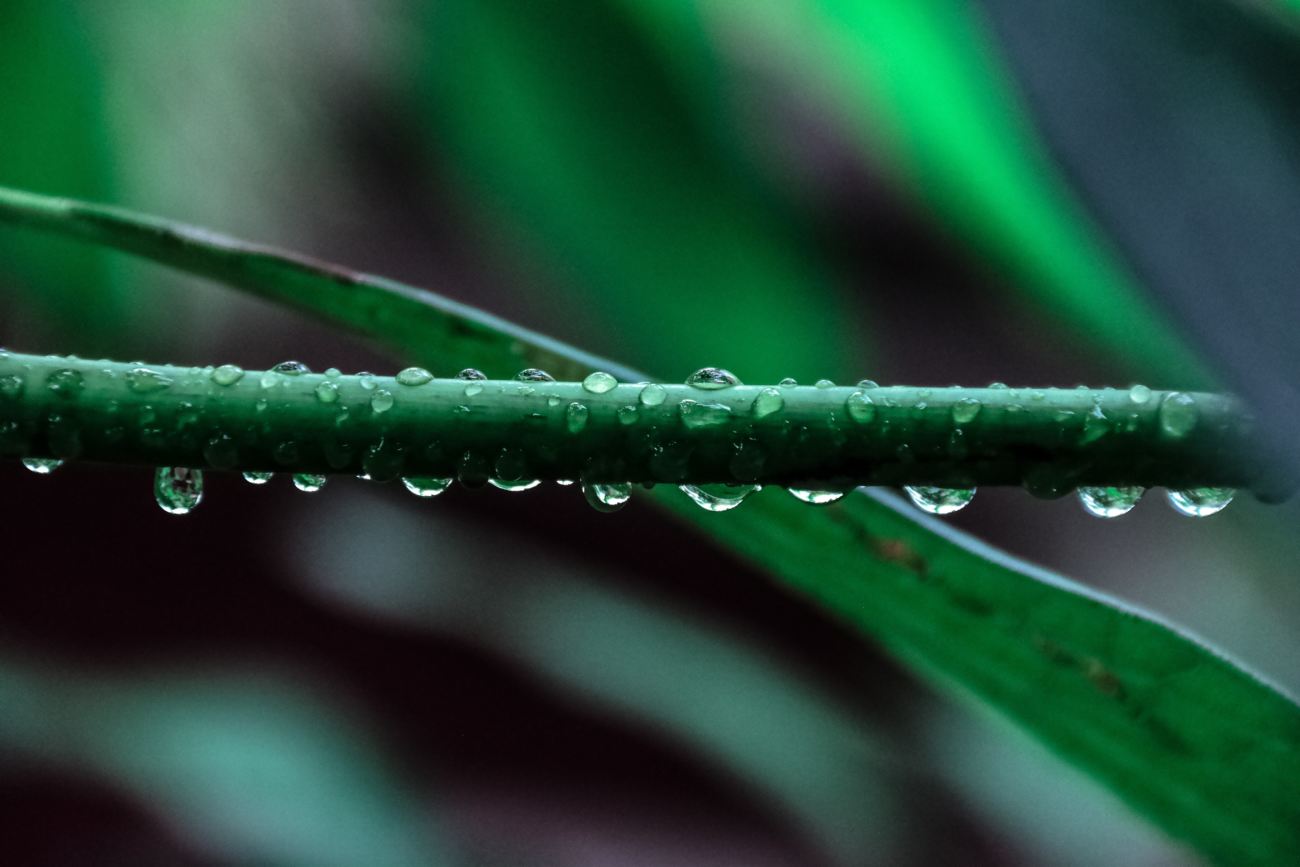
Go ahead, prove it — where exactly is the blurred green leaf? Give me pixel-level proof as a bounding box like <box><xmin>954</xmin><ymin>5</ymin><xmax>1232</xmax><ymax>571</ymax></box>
<box><xmin>0</xmin><ymin>3</ymin><xmax>126</xmax><ymax>345</ymax></box>
<box><xmin>415</xmin><ymin>0</ymin><xmax>861</xmax><ymax>384</ymax></box>
<box><xmin>0</xmin><ymin>657</ymin><xmax>459</xmax><ymax>867</ymax></box>
<box><xmin>611</xmin><ymin>0</ymin><xmax>1209</xmax><ymax>385</ymax></box>
<box><xmin>3</xmin><ymin>186</ymin><xmax>1297</xmax><ymax>864</ymax></box>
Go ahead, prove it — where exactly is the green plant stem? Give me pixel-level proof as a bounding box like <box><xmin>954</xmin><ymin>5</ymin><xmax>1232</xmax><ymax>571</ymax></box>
<box><xmin>0</xmin><ymin>351</ymin><xmax>1276</xmax><ymax>493</ymax></box>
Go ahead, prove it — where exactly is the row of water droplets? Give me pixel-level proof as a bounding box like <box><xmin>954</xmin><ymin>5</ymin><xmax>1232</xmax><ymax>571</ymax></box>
<box><xmin>11</xmin><ymin>357</ymin><xmax>1236</xmax><ymax>518</ymax></box>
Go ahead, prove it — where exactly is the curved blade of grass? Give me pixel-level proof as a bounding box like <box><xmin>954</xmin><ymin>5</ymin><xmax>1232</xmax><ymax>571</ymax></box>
<box><xmin>1</xmin><ymin>187</ymin><xmax>1298</xmax><ymax>864</ymax></box>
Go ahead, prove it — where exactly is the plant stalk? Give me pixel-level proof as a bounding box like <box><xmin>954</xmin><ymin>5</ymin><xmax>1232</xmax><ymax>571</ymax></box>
<box><xmin>0</xmin><ymin>351</ymin><xmax>1281</xmax><ymax>497</ymax></box>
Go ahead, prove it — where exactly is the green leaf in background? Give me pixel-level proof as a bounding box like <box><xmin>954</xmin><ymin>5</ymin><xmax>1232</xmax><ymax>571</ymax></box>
<box><xmin>0</xmin><ymin>3</ymin><xmax>125</xmax><ymax>346</ymax></box>
<box><xmin>416</xmin><ymin>0</ymin><xmax>862</xmax><ymax>384</ymax></box>
<box><xmin>4</xmin><ymin>187</ymin><xmax>1297</xmax><ymax>864</ymax></box>
<box><xmin>609</xmin><ymin>0</ymin><xmax>1210</xmax><ymax>386</ymax></box>
<box><xmin>0</xmin><ymin>657</ymin><xmax>458</xmax><ymax>867</ymax></box>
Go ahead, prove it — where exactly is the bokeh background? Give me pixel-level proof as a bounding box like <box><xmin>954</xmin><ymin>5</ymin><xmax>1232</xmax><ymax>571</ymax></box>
<box><xmin>2</xmin><ymin>1</ymin><xmax>1299</xmax><ymax>864</ymax></box>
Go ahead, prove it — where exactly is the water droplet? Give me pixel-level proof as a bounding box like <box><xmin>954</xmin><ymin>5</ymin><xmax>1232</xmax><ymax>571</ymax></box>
<box><xmin>638</xmin><ymin>383</ymin><xmax>668</xmax><ymax>406</ymax></box>
<box><xmin>685</xmin><ymin>367</ymin><xmax>741</xmax><ymax>389</ymax></box>
<box><xmin>22</xmin><ymin>457</ymin><xmax>63</xmax><ymax>475</ymax></box>
<box><xmin>515</xmin><ymin>368</ymin><xmax>555</xmax><ymax>382</ymax></box>
<box><xmin>46</xmin><ymin>368</ymin><xmax>86</xmax><ymax>398</ymax></box>
<box><xmin>126</xmin><ymin>367</ymin><xmax>171</xmax><ymax>394</ymax></box>
<box><xmin>402</xmin><ymin>476</ymin><xmax>452</xmax><ymax>497</ymax></box>
<box><xmin>464</xmin><ymin>381</ymin><xmax>484</xmax><ymax>397</ymax></box>
<box><xmin>1167</xmin><ymin>487</ymin><xmax>1234</xmax><ymax>517</ymax></box>
<box><xmin>396</xmin><ymin>367</ymin><xmax>434</xmax><ymax>386</ymax></box>
<box><xmin>680</xmin><ymin>483</ymin><xmax>757</xmax><ymax>512</ymax></box>
<box><xmin>546</xmin><ymin>395</ymin><xmax>562</xmax><ymax>408</ymax></box>
<box><xmin>1128</xmin><ymin>384</ymin><xmax>1152</xmax><ymax>404</ymax></box>
<box><xmin>1158</xmin><ymin>392</ymin><xmax>1198</xmax><ymax>438</ymax></box>
<box><xmin>951</xmin><ymin>397</ymin><xmax>982</xmax><ymax>424</ymax></box>
<box><xmin>211</xmin><ymin>364</ymin><xmax>244</xmax><ymax>386</ymax></box>
<box><xmin>456</xmin><ymin>368</ymin><xmax>486</xmax><ymax>381</ymax></box>
<box><xmin>617</xmin><ymin>405</ymin><xmax>639</xmax><ymax>425</ymax></box>
<box><xmin>752</xmin><ymin>387</ymin><xmax>784</xmax><ymax>419</ymax></box>
<box><xmin>583</xmin><ymin>481</ymin><xmax>631</xmax><ymax>512</ymax></box>
<box><xmin>0</xmin><ymin>374</ymin><xmax>25</xmax><ymax>399</ymax></box>
<box><xmin>566</xmin><ymin>402</ymin><xmax>589</xmax><ymax>433</ymax></box>
<box><xmin>555</xmin><ymin>479</ymin><xmax>575</xmax><ymax>486</ymax></box>
<box><xmin>357</xmin><ymin>372</ymin><xmax>377</xmax><ymax>391</ymax></box>
<box><xmin>489</xmin><ymin>448</ymin><xmax>539</xmax><ymax>491</ymax></box>
<box><xmin>680</xmin><ymin>400</ymin><xmax>732</xmax><ymax>429</ymax></box>
<box><xmin>814</xmin><ymin>379</ymin><xmax>835</xmax><ymax>389</ymax></box>
<box><xmin>314</xmin><ymin>381</ymin><xmax>340</xmax><ymax>403</ymax></box>
<box><xmin>155</xmin><ymin>467</ymin><xmax>203</xmax><ymax>515</ymax></box>
<box><xmin>988</xmin><ymin>382</ymin><xmax>1009</xmax><ymax>390</ymax></box>
<box><xmin>203</xmin><ymin>435</ymin><xmax>238</xmax><ymax>470</ymax></box>
<box><xmin>857</xmin><ymin>379</ymin><xmax>879</xmax><ymax>389</ymax></box>
<box><xmin>272</xmin><ymin>360</ymin><xmax>311</xmax><ymax>375</ymax></box>
<box><xmin>904</xmin><ymin>486</ymin><xmax>975</xmax><ymax>515</ymax></box>
<box><xmin>243</xmin><ymin>471</ymin><xmax>273</xmax><ymax>485</ymax></box>
<box><xmin>582</xmin><ymin>371</ymin><xmax>618</xmax><ymax>394</ymax></box>
<box><xmin>325</xmin><ymin>368</ymin><xmax>341</xmax><ymax>379</ymax></box>
<box><xmin>788</xmin><ymin>488</ymin><xmax>846</xmax><ymax>505</ymax></box>
<box><xmin>292</xmin><ymin>473</ymin><xmax>327</xmax><ymax>493</ymax></box>
<box><xmin>845</xmin><ymin>391</ymin><xmax>876</xmax><ymax>424</ymax></box>
<box><xmin>370</xmin><ymin>389</ymin><xmax>394</xmax><ymax>413</ymax></box>
<box><xmin>778</xmin><ymin>377</ymin><xmax>798</xmax><ymax>387</ymax></box>
<box><xmin>1078</xmin><ymin>486</ymin><xmax>1144</xmax><ymax>518</ymax></box>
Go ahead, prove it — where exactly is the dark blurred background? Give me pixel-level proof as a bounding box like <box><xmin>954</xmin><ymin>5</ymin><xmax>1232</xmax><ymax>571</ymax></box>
<box><xmin>2</xmin><ymin>1</ymin><xmax>1299</xmax><ymax>864</ymax></box>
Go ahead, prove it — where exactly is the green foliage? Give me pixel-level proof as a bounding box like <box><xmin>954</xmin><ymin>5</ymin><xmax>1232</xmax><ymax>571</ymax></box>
<box><xmin>3</xmin><ymin>185</ymin><xmax>1296</xmax><ymax>864</ymax></box>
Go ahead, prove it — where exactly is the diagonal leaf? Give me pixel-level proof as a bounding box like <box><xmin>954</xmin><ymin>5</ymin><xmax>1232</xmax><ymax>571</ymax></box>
<box><xmin>1</xmin><ymin>186</ymin><xmax>1298</xmax><ymax>865</ymax></box>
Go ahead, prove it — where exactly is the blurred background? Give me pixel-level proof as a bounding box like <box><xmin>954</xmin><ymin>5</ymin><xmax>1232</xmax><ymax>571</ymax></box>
<box><xmin>2</xmin><ymin>1</ymin><xmax>1298</xmax><ymax>864</ymax></box>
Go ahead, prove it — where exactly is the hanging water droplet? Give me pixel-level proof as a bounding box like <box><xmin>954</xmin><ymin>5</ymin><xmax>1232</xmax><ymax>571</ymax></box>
<box><xmin>904</xmin><ymin>486</ymin><xmax>975</xmax><ymax>515</ymax></box>
<box><xmin>489</xmin><ymin>448</ymin><xmax>540</xmax><ymax>491</ymax></box>
<box><xmin>583</xmin><ymin>481</ymin><xmax>632</xmax><ymax>512</ymax></box>
<box><xmin>125</xmin><ymin>367</ymin><xmax>171</xmax><ymax>394</ymax></box>
<box><xmin>515</xmin><ymin>368</ymin><xmax>555</xmax><ymax>382</ymax></box>
<box><xmin>680</xmin><ymin>400</ymin><xmax>732</xmax><ymax>429</ymax></box>
<box><xmin>814</xmin><ymin>379</ymin><xmax>835</xmax><ymax>389</ymax></box>
<box><xmin>1158</xmin><ymin>392</ymin><xmax>1198</xmax><ymax>438</ymax></box>
<box><xmin>154</xmin><ymin>467</ymin><xmax>203</xmax><ymax>515</ymax></box>
<box><xmin>1166</xmin><ymin>487</ymin><xmax>1234</xmax><ymax>517</ymax></box>
<box><xmin>680</xmin><ymin>483</ymin><xmax>757</xmax><ymax>512</ymax></box>
<box><xmin>951</xmin><ymin>397</ymin><xmax>982</xmax><ymax>424</ymax></box>
<box><xmin>22</xmin><ymin>457</ymin><xmax>63</xmax><ymax>475</ymax></box>
<box><xmin>582</xmin><ymin>371</ymin><xmax>618</xmax><ymax>394</ymax></box>
<box><xmin>272</xmin><ymin>360</ymin><xmax>311</xmax><ymax>375</ymax></box>
<box><xmin>370</xmin><ymin>389</ymin><xmax>394</xmax><ymax>413</ymax></box>
<box><xmin>314</xmin><ymin>381</ymin><xmax>340</xmax><ymax>404</ymax></box>
<box><xmin>778</xmin><ymin>377</ymin><xmax>798</xmax><ymax>387</ymax></box>
<box><xmin>685</xmin><ymin>367</ymin><xmax>741</xmax><ymax>389</ymax></box>
<box><xmin>752</xmin><ymin>387</ymin><xmax>784</xmax><ymax>419</ymax></box>
<box><xmin>211</xmin><ymin>364</ymin><xmax>244</xmax><ymax>386</ymax></box>
<box><xmin>788</xmin><ymin>488</ymin><xmax>847</xmax><ymax>505</ymax></box>
<box><xmin>1077</xmin><ymin>486</ymin><xmax>1143</xmax><ymax>518</ymax></box>
<box><xmin>1128</xmin><ymin>384</ymin><xmax>1152</xmax><ymax>404</ymax></box>
<box><xmin>242</xmin><ymin>471</ymin><xmax>273</xmax><ymax>485</ymax></box>
<box><xmin>0</xmin><ymin>373</ymin><xmax>25</xmax><ymax>399</ymax></box>
<box><xmin>396</xmin><ymin>367</ymin><xmax>434</xmax><ymax>386</ymax></box>
<box><xmin>292</xmin><ymin>473</ymin><xmax>327</xmax><ymax>493</ymax></box>
<box><xmin>845</xmin><ymin>391</ymin><xmax>876</xmax><ymax>424</ymax></box>
<box><xmin>566</xmin><ymin>402</ymin><xmax>589</xmax><ymax>433</ymax></box>
<box><xmin>46</xmin><ymin>368</ymin><xmax>85</xmax><ymax>398</ymax></box>
<box><xmin>403</xmin><ymin>476</ymin><xmax>452</xmax><ymax>497</ymax></box>
<box><xmin>638</xmin><ymin>383</ymin><xmax>668</xmax><ymax>406</ymax></box>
